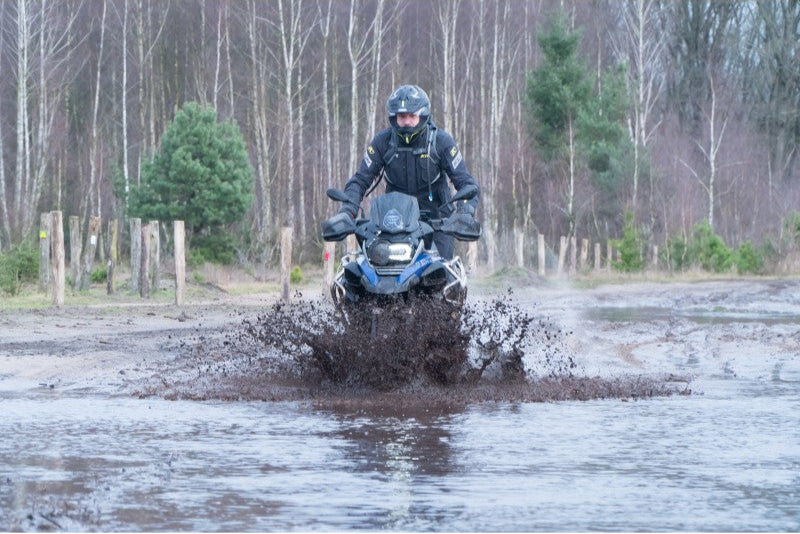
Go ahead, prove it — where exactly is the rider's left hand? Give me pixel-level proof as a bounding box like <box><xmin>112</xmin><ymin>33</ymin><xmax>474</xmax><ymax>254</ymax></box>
<box><xmin>455</xmin><ymin>201</ymin><xmax>475</xmax><ymax>216</ymax></box>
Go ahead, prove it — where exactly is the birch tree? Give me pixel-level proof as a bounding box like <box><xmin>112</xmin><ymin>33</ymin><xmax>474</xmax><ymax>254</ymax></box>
<box><xmin>245</xmin><ymin>0</ymin><xmax>274</xmax><ymax>249</ymax></box>
<box><xmin>682</xmin><ymin>72</ymin><xmax>729</xmax><ymax>230</ymax></box>
<box><xmin>486</xmin><ymin>1</ymin><xmax>518</xmax><ymax>271</ymax></box>
<box><xmin>613</xmin><ymin>0</ymin><xmax>668</xmax><ymax>213</ymax></box>
<box><xmin>0</xmin><ymin>2</ymin><xmax>11</xmax><ymax>247</ymax></box>
<box><xmin>436</xmin><ymin>0</ymin><xmax>460</xmax><ymax>130</ymax></box>
<box><xmin>346</xmin><ymin>0</ymin><xmax>388</xmax><ymax>170</ymax></box>
<box><xmin>117</xmin><ymin>0</ymin><xmax>131</xmax><ymax>202</ymax></box>
<box><xmin>2</xmin><ymin>0</ymin><xmax>79</xmax><ymax>243</ymax></box>
<box><xmin>275</xmin><ymin>0</ymin><xmax>313</xmax><ymax>231</ymax></box>
<box><xmin>83</xmin><ymin>0</ymin><xmax>107</xmax><ymax>228</ymax></box>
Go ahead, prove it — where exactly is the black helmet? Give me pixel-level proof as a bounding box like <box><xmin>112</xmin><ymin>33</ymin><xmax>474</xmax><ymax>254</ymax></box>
<box><xmin>386</xmin><ymin>85</ymin><xmax>430</xmax><ymax>140</ymax></box>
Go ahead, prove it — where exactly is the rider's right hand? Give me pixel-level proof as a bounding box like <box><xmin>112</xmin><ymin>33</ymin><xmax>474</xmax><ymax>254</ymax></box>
<box><xmin>326</xmin><ymin>212</ymin><xmax>353</xmax><ymax>226</ymax></box>
<box><xmin>338</xmin><ymin>202</ymin><xmax>358</xmax><ymax>219</ymax></box>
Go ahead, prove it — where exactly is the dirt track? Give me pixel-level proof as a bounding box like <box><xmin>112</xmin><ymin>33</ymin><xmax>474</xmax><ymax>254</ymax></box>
<box><xmin>1</xmin><ymin>278</ymin><xmax>799</xmax><ymax>401</ymax></box>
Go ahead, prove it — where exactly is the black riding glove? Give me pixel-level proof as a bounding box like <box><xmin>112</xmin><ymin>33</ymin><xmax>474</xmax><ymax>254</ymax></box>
<box><xmin>338</xmin><ymin>202</ymin><xmax>358</xmax><ymax>219</ymax></box>
<box><xmin>455</xmin><ymin>201</ymin><xmax>475</xmax><ymax>216</ymax></box>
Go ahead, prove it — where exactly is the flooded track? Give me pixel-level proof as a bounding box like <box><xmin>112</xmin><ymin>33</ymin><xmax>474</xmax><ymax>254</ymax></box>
<box><xmin>1</xmin><ymin>279</ymin><xmax>799</xmax><ymax>531</ymax></box>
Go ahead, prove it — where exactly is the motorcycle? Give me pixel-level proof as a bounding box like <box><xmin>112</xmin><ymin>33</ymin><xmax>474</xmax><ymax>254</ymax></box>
<box><xmin>321</xmin><ymin>185</ymin><xmax>481</xmax><ymax>309</ymax></box>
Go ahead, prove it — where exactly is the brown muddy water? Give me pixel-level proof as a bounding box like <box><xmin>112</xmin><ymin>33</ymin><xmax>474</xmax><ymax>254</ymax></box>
<box><xmin>1</xmin><ymin>280</ymin><xmax>799</xmax><ymax>531</ymax></box>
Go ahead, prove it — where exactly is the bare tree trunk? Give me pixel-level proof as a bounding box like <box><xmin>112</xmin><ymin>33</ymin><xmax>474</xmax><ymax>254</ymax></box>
<box><xmin>437</xmin><ymin>0</ymin><xmax>460</xmax><ymax>127</ymax></box>
<box><xmin>279</xmin><ymin>0</ymin><xmax>295</xmax><ymax>229</ymax></box>
<box><xmin>0</xmin><ymin>101</ymin><xmax>9</xmax><ymax>246</ymax></box>
<box><xmin>277</xmin><ymin>0</ymin><xmax>312</xmax><ymax>231</ymax></box>
<box><xmin>136</xmin><ymin>0</ymin><xmax>147</xmax><ymax>167</ymax></box>
<box><xmin>213</xmin><ymin>3</ymin><xmax>222</xmax><ymax>111</ymax></box>
<box><xmin>85</xmin><ymin>1</ymin><xmax>108</xmax><ymax>231</ymax></box>
<box><xmin>121</xmin><ymin>0</ymin><xmax>131</xmax><ymax>202</ymax></box>
<box><xmin>615</xmin><ymin>0</ymin><xmax>667</xmax><ymax>216</ymax></box>
<box><xmin>686</xmin><ymin>72</ymin><xmax>729</xmax><ymax>230</ymax></box>
<box><xmin>224</xmin><ymin>2</ymin><xmax>234</xmax><ymax>116</ymax></box>
<box><xmin>14</xmin><ymin>0</ymin><xmax>30</xmax><ymax>235</ymax></box>
<box><xmin>319</xmin><ymin>0</ymin><xmax>334</xmax><ymax>195</ymax></box>
<box><xmin>365</xmin><ymin>0</ymin><xmax>386</xmax><ymax>138</ymax></box>
<box><xmin>567</xmin><ymin>117</ymin><xmax>576</xmax><ymax>234</ymax></box>
<box><xmin>477</xmin><ymin>0</ymin><xmax>517</xmax><ymax>272</ymax></box>
<box><xmin>347</xmin><ymin>0</ymin><xmax>362</xmax><ymax>172</ymax></box>
<box><xmin>297</xmin><ymin>60</ymin><xmax>307</xmax><ymax>245</ymax></box>
<box><xmin>476</xmin><ymin>0</ymin><xmax>492</xmax><ymax>271</ymax></box>
<box><xmin>346</xmin><ymin>0</ymin><xmax>383</xmax><ymax>169</ymax></box>
<box><xmin>247</xmin><ymin>0</ymin><xmax>271</xmax><ymax>247</ymax></box>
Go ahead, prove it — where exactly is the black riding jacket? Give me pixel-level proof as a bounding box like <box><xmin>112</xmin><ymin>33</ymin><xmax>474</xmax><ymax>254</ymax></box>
<box><xmin>342</xmin><ymin>122</ymin><xmax>479</xmax><ymax>219</ymax></box>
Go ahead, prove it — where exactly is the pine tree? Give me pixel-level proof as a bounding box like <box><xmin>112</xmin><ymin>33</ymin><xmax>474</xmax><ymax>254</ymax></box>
<box><xmin>129</xmin><ymin>102</ymin><xmax>254</xmax><ymax>262</ymax></box>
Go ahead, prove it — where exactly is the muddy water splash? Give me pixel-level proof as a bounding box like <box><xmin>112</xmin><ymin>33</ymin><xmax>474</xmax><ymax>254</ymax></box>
<box><xmin>140</xmin><ymin>292</ymin><xmax>689</xmax><ymax>403</ymax></box>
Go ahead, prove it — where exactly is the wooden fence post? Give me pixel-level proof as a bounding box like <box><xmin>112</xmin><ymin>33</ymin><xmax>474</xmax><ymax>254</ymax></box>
<box><xmin>570</xmin><ymin>236</ymin><xmax>577</xmax><ymax>275</ymax></box>
<box><xmin>280</xmin><ymin>226</ymin><xmax>293</xmax><ymax>301</ymax></box>
<box><xmin>594</xmin><ymin>242</ymin><xmax>601</xmax><ymax>271</ymax></box>
<box><xmin>607</xmin><ymin>241</ymin><xmax>613</xmax><ymax>271</ymax></box>
<box><xmin>174</xmin><ymin>220</ymin><xmax>186</xmax><ymax>306</ymax></box>
<box><xmin>323</xmin><ymin>241</ymin><xmax>336</xmax><ymax>295</ymax></box>
<box><xmin>50</xmin><ymin>211</ymin><xmax>65</xmax><ymax>307</ymax></box>
<box><xmin>106</xmin><ymin>220</ymin><xmax>115</xmax><ymax>295</ymax></box>
<box><xmin>557</xmin><ymin>236</ymin><xmax>567</xmax><ymax>276</ymax></box>
<box><xmin>130</xmin><ymin>218</ymin><xmax>141</xmax><ymax>294</ymax></box>
<box><xmin>79</xmin><ymin>216</ymin><xmax>101</xmax><ymax>291</ymax></box>
<box><xmin>466</xmin><ymin>241</ymin><xmax>478</xmax><ymax>276</ymax></box>
<box><xmin>580</xmin><ymin>238</ymin><xmax>589</xmax><ymax>271</ymax></box>
<box><xmin>39</xmin><ymin>213</ymin><xmax>51</xmax><ymax>291</ymax></box>
<box><xmin>149</xmin><ymin>220</ymin><xmax>160</xmax><ymax>293</ymax></box>
<box><xmin>140</xmin><ymin>221</ymin><xmax>151</xmax><ymax>299</ymax></box>
<box><xmin>515</xmin><ymin>227</ymin><xmax>524</xmax><ymax>268</ymax></box>
<box><xmin>69</xmin><ymin>215</ymin><xmax>81</xmax><ymax>287</ymax></box>
<box><xmin>651</xmin><ymin>244</ymin><xmax>659</xmax><ymax>270</ymax></box>
<box><xmin>537</xmin><ymin>233</ymin><xmax>546</xmax><ymax>277</ymax></box>
<box><xmin>109</xmin><ymin>218</ymin><xmax>118</xmax><ymax>264</ymax></box>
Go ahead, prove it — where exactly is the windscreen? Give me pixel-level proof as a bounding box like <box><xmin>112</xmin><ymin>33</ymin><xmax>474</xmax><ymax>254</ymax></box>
<box><xmin>369</xmin><ymin>192</ymin><xmax>420</xmax><ymax>234</ymax></box>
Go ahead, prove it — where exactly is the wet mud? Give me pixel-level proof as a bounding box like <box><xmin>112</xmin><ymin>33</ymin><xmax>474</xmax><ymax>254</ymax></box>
<box><xmin>134</xmin><ymin>291</ymin><xmax>689</xmax><ymax>405</ymax></box>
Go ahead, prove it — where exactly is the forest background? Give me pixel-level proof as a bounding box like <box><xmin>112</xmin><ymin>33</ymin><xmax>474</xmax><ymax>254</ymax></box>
<box><xmin>0</xmin><ymin>0</ymin><xmax>799</xmax><ymax>274</ymax></box>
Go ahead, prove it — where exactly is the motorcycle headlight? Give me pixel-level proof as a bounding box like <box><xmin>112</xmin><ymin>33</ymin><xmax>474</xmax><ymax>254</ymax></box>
<box><xmin>387</xmin><ymin>243</ymin><xmax>412</xmax><ymax>262</ymax></box>
<box><xmin>368</xmin><ymin>240</ymin><xmax>413</xmax><ymax>265</ymax></box>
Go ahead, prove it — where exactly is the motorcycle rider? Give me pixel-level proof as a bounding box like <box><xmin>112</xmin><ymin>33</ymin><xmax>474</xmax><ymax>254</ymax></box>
<box><xmin>328</xmin><ymin>84</ymin><xmax>480</xmax><ymax>259</ymax></box>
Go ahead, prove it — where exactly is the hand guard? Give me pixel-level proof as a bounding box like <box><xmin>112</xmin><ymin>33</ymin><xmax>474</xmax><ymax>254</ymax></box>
<box><xmin>321</xmin><ymin>212</ymin><xmax>356</xmax><ymax>241</ymax></box>
<box><xmin>441</xmin><ymin>212</ymin><xmax>481</xmax><ymax>242</ymax></box>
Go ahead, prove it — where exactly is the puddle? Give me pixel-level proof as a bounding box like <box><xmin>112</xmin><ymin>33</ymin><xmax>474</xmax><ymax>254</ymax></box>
<box><xmin>3</xmin><ymin>281</ymin><xmax>798</xmax><ymax>530</ymax></box>
<box><xmin>1</xmin><ymin>379</ymin><xmax>798</xmax><ymax>531</ymax></box>
<box><xmin>584</xmin><ymin>305</ymin><xmax>800</xmax><ymax>325</ymax></box>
